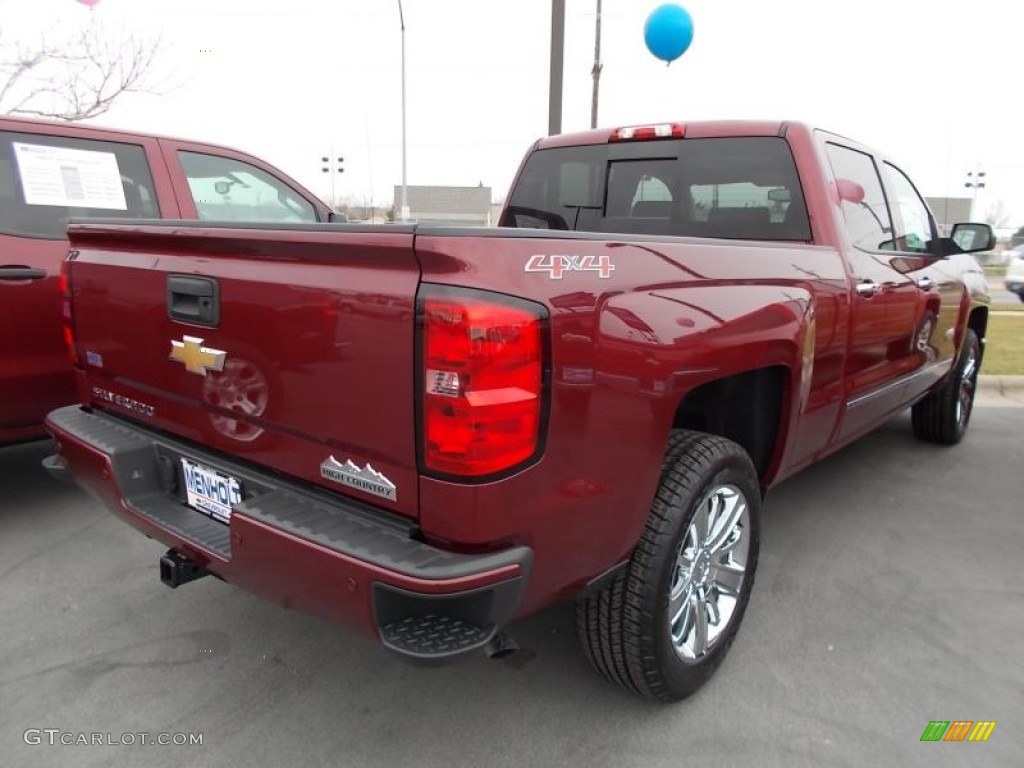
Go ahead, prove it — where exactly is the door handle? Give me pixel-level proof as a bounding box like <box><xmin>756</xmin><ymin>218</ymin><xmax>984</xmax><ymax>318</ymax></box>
<box><xmin>855</xmin><ymin>280</ymin><xmax>880</xmax><ymax>298</ymax></box>
<box><xmin>167</xmin><ymin>275</ymin><xmax>220</xmax><ymax>327</ymax></box>
<box><xmin>0</xmin><ymin>266</ymin><xmax>47</xmax><ymax>281</ymax></box>
<box><xmin>916</xmin><ymin>276</ymin><xmax>935</xmax><ymax>291</ymax></box>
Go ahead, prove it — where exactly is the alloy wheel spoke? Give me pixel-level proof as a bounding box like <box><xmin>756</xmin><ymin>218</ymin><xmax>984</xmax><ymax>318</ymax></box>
<box><xmin>692</xmin><ymin>499</ymin><xmax>710</xmax><ymax>547</ymax></box>
<box><xmin>705</xmin><ymin>587</ymin><xmax>721</xmax><ymax>626</ymax></box>
<box><xmin>707</xmin><ymin>494</ymin><xmax>745</xmax><ymax>554</ymax></box>
<box><xmin>673</xmin><ymin>589</ymin><xmax>695</xmax><ymax>644</ymax></box>
<box><xmin>711</xmin><ymin>561</ymin><xmax>745</xmax><ymax>596</ymax></box>
<box><xmin>691</xmin><ymin>592</ymin><xmax>709</xmax><ymax>656</ymax></box>
<box><xmin>669</xmin><ymin>583</ymin><xmax>692</xmax><ymax>628</ymax></box>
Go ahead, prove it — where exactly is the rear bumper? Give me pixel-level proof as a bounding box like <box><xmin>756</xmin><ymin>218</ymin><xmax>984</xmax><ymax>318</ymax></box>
<box><xmin>45</xmin><ymin>405</ymin><xmax>531</xmax><ymax>662</ymax></box>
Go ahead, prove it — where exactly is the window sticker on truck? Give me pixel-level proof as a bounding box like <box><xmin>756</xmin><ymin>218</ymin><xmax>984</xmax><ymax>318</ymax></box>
<box><xmin>13</xmin><ymin>142</ymin><xmax>128</xmax><ymax>210</ymax></box>
<box><xmin>525</xmin><ymin>253</ymin><xmax>615</xmax><ymax>279</ymax></box>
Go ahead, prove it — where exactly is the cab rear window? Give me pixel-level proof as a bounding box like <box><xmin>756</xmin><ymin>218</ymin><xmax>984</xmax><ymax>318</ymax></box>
<box><xmin>0</xmin><ymin>131</ymin><xmax>159</xmax><ymax>240</ymax></box>
<box><xmin>502</xmin><ymin>136</ymin><xmax>811</xmax><ymax>242</ymax></box>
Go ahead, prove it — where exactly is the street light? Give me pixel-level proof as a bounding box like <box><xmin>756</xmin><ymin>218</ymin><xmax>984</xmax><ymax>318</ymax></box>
<box><xmin>964</xmin><ymin>170</ymin><xmax>986</xmax><ymax>220</ymax></box>
<box><xmin>397</xmin><ymin>0</ymin><xmax>409</xmax><ymax>222</ymax></box>
<box><xmin>321</xmin><ymin>153</ymin><xmax>344</xmax><ymax>209</ymax></box>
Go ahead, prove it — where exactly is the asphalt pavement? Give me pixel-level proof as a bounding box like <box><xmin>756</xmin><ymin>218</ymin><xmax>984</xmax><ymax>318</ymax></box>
<box><xmin>2</xmin><ymin>406</ymin><xmax>1022</xmax><ymax>768</ymax></box>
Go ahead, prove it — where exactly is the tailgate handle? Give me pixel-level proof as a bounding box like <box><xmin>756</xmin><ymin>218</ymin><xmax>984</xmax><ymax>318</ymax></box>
<box><xmin>0</xmin><ymin>265</ymin><xmax>47</xmax><ymax>281</ymax></box>
<box><xmin>167</xmin><ymin>275</ymin><xmax>220</xmax><ymax>327</ymax></box>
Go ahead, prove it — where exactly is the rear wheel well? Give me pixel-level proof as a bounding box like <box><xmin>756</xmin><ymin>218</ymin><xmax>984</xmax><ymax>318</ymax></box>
<box><xmin>968</xmin><ymin>307</ymin><xmax>988</xmax><ymax>365</ymax></box>
<box><xmin>671</xmin><ymin>367</ymin><xmax>786</xmax><ymax>480</ymax></box>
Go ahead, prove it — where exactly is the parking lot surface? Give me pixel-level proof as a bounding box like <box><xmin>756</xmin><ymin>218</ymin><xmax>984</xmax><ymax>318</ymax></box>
<box><xmin>2</xmin><ymin>407</ymin><xmax>1022</xmax><ymax>768</ymax></box>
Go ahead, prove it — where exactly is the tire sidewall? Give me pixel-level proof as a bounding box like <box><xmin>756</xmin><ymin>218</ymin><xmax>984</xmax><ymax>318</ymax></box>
<box><xmin>646</xmin><ymin>451</ymin><xmax>762</xmax><ymax>697</ymax></box>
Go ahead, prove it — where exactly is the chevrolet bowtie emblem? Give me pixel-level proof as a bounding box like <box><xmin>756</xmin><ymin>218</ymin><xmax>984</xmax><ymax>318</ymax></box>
<box><xmin>170</xmin><ymin>336</ymin><xmax>226</xmax><ymax>376</ymax></box>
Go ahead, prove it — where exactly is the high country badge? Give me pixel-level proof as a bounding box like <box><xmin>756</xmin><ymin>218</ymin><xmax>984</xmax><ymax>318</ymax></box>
<box><xmin>320</xmin><ymin>456</ymin><xmax>397</xmax><ymax>502</ymax></box>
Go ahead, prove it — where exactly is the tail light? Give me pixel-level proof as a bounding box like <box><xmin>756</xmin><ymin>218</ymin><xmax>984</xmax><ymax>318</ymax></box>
<box><xmin>60</xmin><ymin>258</ymin><xmax>79</xmax><ymax>366</ymax></box>
<box><xmin>419</xmin><ymin>287</ymin><xmax>547</xmax><ymax>478</ymax></box>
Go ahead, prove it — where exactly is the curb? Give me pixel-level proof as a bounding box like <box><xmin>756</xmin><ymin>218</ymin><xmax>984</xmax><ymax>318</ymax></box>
<box><xmin>977</xmin><ymin>375</ymin><xmax>1024</xmax><ymax>397</ymax></box>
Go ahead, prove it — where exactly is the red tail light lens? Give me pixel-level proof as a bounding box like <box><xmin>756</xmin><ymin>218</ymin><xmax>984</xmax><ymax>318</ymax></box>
<box><xmin>420</xmin><ymin>288</ymin><xmax>547</xmax><ymax>478</ymax></box>
<box><xmin>60</xmin><ymin>259</ymin><xmax>79</xmax><ymax>366</ymax></box>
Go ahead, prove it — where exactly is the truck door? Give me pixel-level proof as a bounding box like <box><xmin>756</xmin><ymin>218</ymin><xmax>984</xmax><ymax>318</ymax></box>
<box><xmin>823</xmin><ymin>143</ymin><xmax>923</xmax><ymax>441</ymax></box>
<box><xmin>879</xmin><ymin>162</ymin><xmax>962</xmax><ymax>402</ymax></box>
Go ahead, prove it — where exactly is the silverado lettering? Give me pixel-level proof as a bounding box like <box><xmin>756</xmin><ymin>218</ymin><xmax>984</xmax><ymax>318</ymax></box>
<box><xmin>46</xmin><ymin>120</ymin><xmax>993</xmax><ymax>702</ymax></box>
<box><xmin>90</xmin><ymin>387</ymin><xmax>155</xmax><ymax>418</ymax></box>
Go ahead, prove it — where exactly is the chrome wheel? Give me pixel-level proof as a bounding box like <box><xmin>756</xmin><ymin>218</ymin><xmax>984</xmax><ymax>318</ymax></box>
<box><xmin>668</xmin><ymin>483</ymin><xmax>750</xmax><ymax>661</ymax></box>
<box><xmin>955</xmin><ymin>346</ymin><xmax>978</xmax><ymax>429</ymax></box>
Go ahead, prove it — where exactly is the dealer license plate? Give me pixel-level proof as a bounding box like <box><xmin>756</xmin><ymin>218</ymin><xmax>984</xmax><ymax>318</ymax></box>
<box><xmin>181</xmin><ymin>457</ymin><xmax>242</xmax><ymax>524</ymax></box>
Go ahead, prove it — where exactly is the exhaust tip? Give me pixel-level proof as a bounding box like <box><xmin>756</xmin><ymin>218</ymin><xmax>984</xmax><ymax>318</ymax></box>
<box><xmin>484</xmin><ymin>631</ymin><xmax>519</xmax><ymax>660</ymax></box>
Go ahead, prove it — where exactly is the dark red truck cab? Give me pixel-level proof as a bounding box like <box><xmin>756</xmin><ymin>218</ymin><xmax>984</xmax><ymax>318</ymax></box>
<box><xmin>45</xmin><ymin>121</ymin><xmax>993</xmax><ymax>700</ymax></box>
<box><xmin>0</xmin><ymin>116</ymin><xmax>331</xmax><ymax>446</ymax></box>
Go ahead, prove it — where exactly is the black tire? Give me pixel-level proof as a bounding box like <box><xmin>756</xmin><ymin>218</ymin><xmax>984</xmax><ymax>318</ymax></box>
<box><xmin>576</xmin><ymin>430</ymin><xmax>761</xmax><ymax>702</ymax></box>
<box><xmin>1018</xmin><ymin>293</ymin><xmax>1024</xmax><ymax>304</ymax></box>
<box><xmin>911</xmin><ymin>328</ymin><xmax>981</xmax><ymax>445</ymax></box>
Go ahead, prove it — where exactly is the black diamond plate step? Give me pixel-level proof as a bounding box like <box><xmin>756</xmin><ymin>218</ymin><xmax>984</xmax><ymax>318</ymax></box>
<box><xmin>380</xmin><ymin>615</ymin><xmax>496</xmax><ymax>659</ymax></box>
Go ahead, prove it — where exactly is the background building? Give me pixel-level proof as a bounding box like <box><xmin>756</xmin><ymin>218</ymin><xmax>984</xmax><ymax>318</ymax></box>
<box><xmin>926</xmin><ymin>197</ymin><xmax>972</xmax><ymax>235</ymax></box>
<box><xmin>394</xmin><ymin>184</ymin><xmax>493</xmax><ymax>226</ymax></box>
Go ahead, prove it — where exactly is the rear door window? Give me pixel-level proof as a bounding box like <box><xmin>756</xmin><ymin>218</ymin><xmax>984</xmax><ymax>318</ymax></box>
<box><xmin>503</xmin><ymin>136</ymin><xmax>811</xmax><ymax>241</ymax></box>
<box><xmin>178</xmin><ymin>151</ymin><xmax>317</xmax><ymax>224</ymax></box>
<box><xmin>0</xmin><ymin>131</ymin><xmax>159</xmax><ymax>239</ymax></box>
<box><xmin>824</xmin><ymin>143</ymin><xmax>895</xmax><ymax>252</ymax></box>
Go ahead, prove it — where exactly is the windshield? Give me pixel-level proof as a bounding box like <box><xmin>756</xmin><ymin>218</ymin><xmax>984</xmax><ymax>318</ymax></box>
<box><xmin>502</xmin><ymin>136</ymin><xmax>810</xmax><ymax>242</ymax></box>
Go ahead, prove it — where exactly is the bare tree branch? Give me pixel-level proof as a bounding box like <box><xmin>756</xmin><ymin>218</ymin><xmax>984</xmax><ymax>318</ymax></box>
<box><xmin>1</xmin><ymin>21</ymin><xmax>164</xmax><ymax>121</ymax></box>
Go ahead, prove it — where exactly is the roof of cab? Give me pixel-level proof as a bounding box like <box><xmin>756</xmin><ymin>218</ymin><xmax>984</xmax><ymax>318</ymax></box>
<box><xmin>0</xmin><ymin>114</ymin><xmax>242</xmax><ymax>154</ymax></box>
<box><xmin>536</xmin><ymin>120</ymin><xmax>805</xmax><ymax>149</ymax></box>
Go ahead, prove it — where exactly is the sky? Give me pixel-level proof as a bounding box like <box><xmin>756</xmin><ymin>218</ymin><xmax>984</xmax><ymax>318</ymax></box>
<box><xmin>2</xmin><ymin>0</ymin><xmax>1022</xmax><ymax>226</ymax></box>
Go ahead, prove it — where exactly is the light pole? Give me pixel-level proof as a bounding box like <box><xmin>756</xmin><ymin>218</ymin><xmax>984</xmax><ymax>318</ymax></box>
<box><xmin>549</xmin><ymin>0</ymin><xmax>565</xmax><ymax>135</ymax></box>
<box><xmin>397</xmin><ymin>0</ymin><xmax>409</xmax><ymax>222</ymax></box>
<box><xmin>964</xmin><ymin>170</ymin><xmax>986</xmax><ymax>220</ymax></box>
<box><xmin>590</xmin><ymin>0</ymin><xmax>603</xmax><ymax>129</ymax></box>
<box><xmin>321</xmin><ymin>152</ymin><xmax>344</xmax><ymax>209</ymax></box>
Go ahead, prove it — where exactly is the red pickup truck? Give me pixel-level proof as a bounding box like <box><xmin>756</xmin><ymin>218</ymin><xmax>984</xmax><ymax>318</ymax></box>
<box><xmin>0</xmin><ymin>116</ymin><xmax>331</xmax><ymax>446</ymax></box>
<box><xmin>45</xmin><ymin>120</ymin><xmax>992</xmax><ymax>701</ymax></box>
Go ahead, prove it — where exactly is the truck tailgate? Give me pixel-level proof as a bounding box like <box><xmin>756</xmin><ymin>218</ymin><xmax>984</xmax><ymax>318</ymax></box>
<box><xmin>65</xmin><ymin>222</ymin><xmax>421</xmax><ymax>519</ymax></box>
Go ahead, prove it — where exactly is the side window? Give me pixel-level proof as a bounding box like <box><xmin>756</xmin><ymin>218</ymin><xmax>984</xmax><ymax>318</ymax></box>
<box><xmin>883</xmin><ymin>163</ymin><xmax>935</xmax><ymax>253</ymax></box>
<box><xmin>0</xmin><ymin>131</ymin><xmax>159</xmax><ymax>240</ymax></box>
<box><xmin>825</xmin><ymin>143</ymin><xmax>894</xmax><ymax>252</ymax></box>
<box><xmin>178</xmin><ymin>152</ymin><xmax>317</xmax><ymax>224</ymax></box>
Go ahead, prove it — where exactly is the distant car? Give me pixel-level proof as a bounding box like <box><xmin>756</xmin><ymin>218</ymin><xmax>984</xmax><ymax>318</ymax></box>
<box><xmin>1004</xmin><ymin>246</ymin><xmax>1024</xmax><ymax>302</ymax></box>
<box><xmin>0</xmin><ymin>116</ymin><xmax>331</xmax><ymax>446</ymax></box>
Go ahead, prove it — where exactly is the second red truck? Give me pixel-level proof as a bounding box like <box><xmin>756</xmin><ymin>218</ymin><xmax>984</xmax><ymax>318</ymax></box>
<box><xmin>45</xmin><ymin>120</ymin><xmax>992</xmax><ymax>701</ymax></box>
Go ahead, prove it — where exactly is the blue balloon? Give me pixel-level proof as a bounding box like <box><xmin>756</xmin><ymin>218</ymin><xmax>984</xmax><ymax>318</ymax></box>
<box><xmin>644</xmin><ymin>4</ymin><xmax>694</xmax><ymax>64</ymax></box>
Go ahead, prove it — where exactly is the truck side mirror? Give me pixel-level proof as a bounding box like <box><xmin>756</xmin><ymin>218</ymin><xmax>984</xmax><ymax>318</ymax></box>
<box><xmin>950</xmin><ymin>222</ymin><xmax>995</xmax><ymax>254</ymax></box>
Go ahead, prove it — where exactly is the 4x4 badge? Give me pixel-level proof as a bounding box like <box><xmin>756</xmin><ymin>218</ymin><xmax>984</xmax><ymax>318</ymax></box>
<box><xmin>170</xmin><ymin>336</ymin><xmax>226</xmax><ymax>376</ymax></box>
